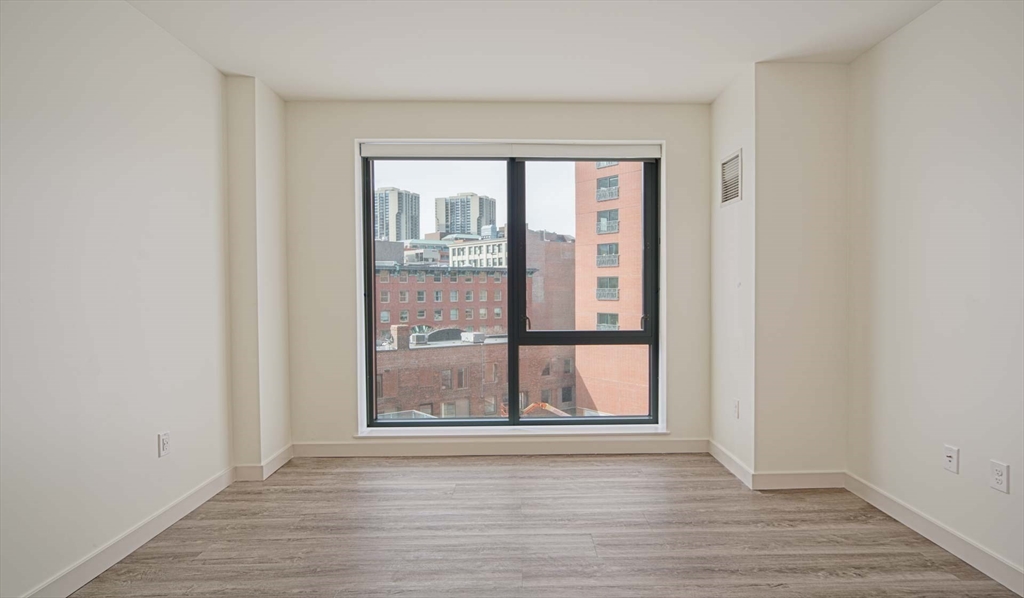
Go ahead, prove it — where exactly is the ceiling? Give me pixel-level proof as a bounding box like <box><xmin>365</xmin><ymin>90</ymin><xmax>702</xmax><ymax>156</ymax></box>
<box><xmin>130</xmin><ymin>0</ymin><xmax>938</xmax><ymax>103</ymax></box>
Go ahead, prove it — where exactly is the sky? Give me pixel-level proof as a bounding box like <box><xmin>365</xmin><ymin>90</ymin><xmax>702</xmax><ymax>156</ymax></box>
<box><xmin>373</xmin><ymin>160</ymin><xmax>577</xmax><ymax>237</ymax></box>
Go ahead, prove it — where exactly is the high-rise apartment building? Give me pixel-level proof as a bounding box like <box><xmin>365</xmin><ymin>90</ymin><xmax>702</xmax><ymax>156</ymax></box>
<box><xmin>374</xmin><ymin>187</ymin><xmax>420</xmax><ymax>241</ymax></box>
<box><xmin>574</xmin><ymin>161</ymin><xmax>648</xmax><ymax>415</ymax></box>
<box><xmin>435</xmin><ymin>192</ymin><xmax>496</xmax><ymax>236</ymax></box>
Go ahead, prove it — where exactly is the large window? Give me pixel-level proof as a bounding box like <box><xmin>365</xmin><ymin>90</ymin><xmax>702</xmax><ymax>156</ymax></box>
<box><xmin>363</xmin><ymin>156</ymin><xmax>658</xmax><ymax>426</ymax></box>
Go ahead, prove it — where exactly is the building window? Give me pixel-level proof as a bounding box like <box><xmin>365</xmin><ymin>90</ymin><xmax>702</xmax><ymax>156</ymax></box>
<box><xmin>597</xmin><ymin>277</ymin><xmax>619</xmax><ymax>300</ymax></box>
<box><xmin>494</xmin><ymin>308</ymin><xmax>502</xmax><ymax>319</ymax></box>
<box><xmin>399</xmin><ymin>271</ymin><xmax>408</xmax><ymax>283</ymax></box>
<box><xmin>597</xmin><ymin>243</ymin><xmax>619</xmax><ymax>267</ymax></box>
<box><xmin>541</xmin><ymin>389</ymin><xmax>551</xmax><ymax>403</ymax></box>
<box><xmin>480</xmin><ymin>308</ymin><xmax>487</xmax><ymax>319</ymax></box>
<box><xmin>380</xmin><ymin>271</ymin><xmax>390</xmax><ymax>283</ymax></box>
<box><xmin>380</xmin><ymin>310</ymin><xmax>390</xmax><ymax>323</ymax></box>
<box><xmin>434</xmin><ymin>290</ymin><xmax>443</xmax><ymax>302</ymax></box>
<box><xmin>494</xmin><ymin>290</ymin><xmax>502</xmax><ymax>302</ymax></box>
<box><xmin>399</xmin><ymin>291</ymin><xmax>409</xmax><ymax>303</ymax></box>
<box><xmin>492</xmin><ymin>363</ymin><xmax>500</xmax><ymax>383</ymax></box>
<box><xmin>450</xmin><ymin>290</ymin><xmax>458</xmax><ymax>302</ymax></box>
<box><xmin>441</xmin><ymin>370</ymin><xmax>452</xmax><ymax>390</ymax></box>
<box><xmin>441</xmin><ymin>402</ymin><xmax>455</xmax><ymax>417</ymax></box>
<box><xmin>450</xmin><ymin>309</ymin><xmax>459</xmax><ymax>320</ymax></box>
<box><xmin>561</xmin><ymin>387</ymin><xmax>574</xmax><ymax>403</ymax></box>
<box><xmin>542</xmin><ymin>362</ymin><xmax>550</xmax><ymax>376</ymax></box>
<box><xmin>399</xmin><ymin>310</ymin><xmax>409</xmax><ymax>323</ymax></box>
<box><xmin>480</xmin><ymin>290</ymin><xmax>488</xmax><ymax>301</ymax></box>
<box><xmin>375</xmin><ymin>374</ymin><xmax>384</xmax><ymax>398</ymax></box>
<box><xmin>380</xmin><ymin>291</ymin><xmax>390</xmax><ymax>303</ymax></box>
<box><xmin>597</xmin><ymin>209</ymin><xmax>619</xmax><ymax>234</ymax></box>
<box><xmin>483</xmin><ymin>397</ymin><xmax>496</xmax><ymax>415</ymax></box>
<box><xmin>596</xmin><ymin>161</ymin><xmax>618</xmax><ymax>169</ymax></box>
<box><xmin>456</xmin><ymin>368</ymin><xmax>467</xmax><ymax>389</ymax></box>
<box><xmin>464</xmin><ymin>276</ymin><xmax>473</xmax><ymax>283</ymax></box>
<box><xmin>564</xmin><ymin>358</ymin><xmax>573</xmax><ymax>374</ymax></box>
<box><xmin>466</xmin><ymin>309</ymin><xmax>473</xmax><ymax>320</ymax></box>
<box><xmin>417</xmin><ymin>290</ymin><xmax>426</xmax><ymax>302</ymax></box>
<box><xmin>596</xmin><ymin>175</ymin><xmax>619</xmax><ymax>201</ymax></box>
<box><xmin>434</xmin><ymin>273</ymin><xmax>442</xmax><ymax>283</ymax></box>
<box><xmin>597</xmin><ymin>313</ymin><xmax>619</xmax><ymax>330</ymax></box>
<box><xmin>466</xmin><ymin>290</ymin><xmax>473</xmax><ymax>302</ymax></box>
<box><xmin>450</xmin><ymin>273</ymin><xmax>458</xmax><ymax>282</ymax></box>
<box><xmin>419</xmin><ymin>403</ymin><xmax>433</xmax><ymax>416</ymax></box>
<box><xmin>434</xmin><ymin>309</ymin><xmax>443</xmax><ymax>321</ymax></box>
<box><xmin>416</xmin><ymin>272</ymin><xmax>426</xmax><ymax>282</ymax></box>
<box><xmin>417</xmin><ymin>310</ymin><xmax>426</xmax><ymax>319</ymax></box>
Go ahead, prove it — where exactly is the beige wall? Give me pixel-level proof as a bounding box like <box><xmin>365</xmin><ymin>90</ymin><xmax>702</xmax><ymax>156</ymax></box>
<box><xmin>286</xmin><ymin>102</ymin><xmax>710</xmax><ymax>448</ymax></box>
<box><xmin>848</xmin><ymin>0</ymin><xmax>1023</xmax><ymax>572</ymax></box>
<box><xmin>710</xmin><ymin>66</ymin><xmax>757</xmax><ymax>469</ymax></box>
<box><xmin>754</xmin><ymin>63</ymin><xmax>849</xmax><ymax>473</ymax></box>
<box><xmin>0</xmin><ymin>2</ymin><xmax>231</xmax><ymax>596</ymax></box>
<box><xmin>255</xmin><ymin>80</ymin><xmax>293</xmax><ymax>462</ymax></box>
<box><xmin>227</xmin><ymin>76</ymin><xmax>292</xmax><ymax>467</ymax></box>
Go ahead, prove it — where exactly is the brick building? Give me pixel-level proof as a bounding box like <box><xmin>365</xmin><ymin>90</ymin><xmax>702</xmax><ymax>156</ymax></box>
<box><xmin>373</xmin><ymin>264</ymin><xmax>514</xmax><ymax>346</ymax></box>
<box><xmin>573</xmin><ymin>161</ymin><xmax>649</xmax><ymax>415</ymax></box>
<box><xmin>376</xmin><ymin>325</ymin><xmax>576</xmax><ymax>419</ymax></box>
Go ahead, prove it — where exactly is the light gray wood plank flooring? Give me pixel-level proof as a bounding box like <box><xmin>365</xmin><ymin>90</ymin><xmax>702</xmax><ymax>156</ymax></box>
<box><xmin>71</xmin><ymin>455</ymin><xmax>1015</xmax><ymax>597</ymax></box>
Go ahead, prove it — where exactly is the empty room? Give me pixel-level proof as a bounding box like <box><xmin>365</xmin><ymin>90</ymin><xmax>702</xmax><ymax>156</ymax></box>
<box><xmin>1</xmin><ymin>1</ymin><xmax>1022</xmax><ymax>596</ymax></box>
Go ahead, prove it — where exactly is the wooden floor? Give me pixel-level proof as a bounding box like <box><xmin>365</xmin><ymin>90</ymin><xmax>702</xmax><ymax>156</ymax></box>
<box><xmin>73</xmin><ymin>455</ymin><xmax>1014</xmax><ymax>597</ymax></box>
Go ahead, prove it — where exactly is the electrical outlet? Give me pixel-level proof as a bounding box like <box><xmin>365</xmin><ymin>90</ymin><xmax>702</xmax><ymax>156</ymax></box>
<box><xmin>943</xmin><ymin>445</ymin><xmax>959</xmax><ymax>474</ymax></box>
<box><xmin>733</xmin><ymin>400</ymin><xmax>740</xmax><ymax>419</ymax></box>
<box><xmin>157</xmin><ymin>432</ymin><xmax>170</xmax><ymax>458</ymax></box>
<box><xmin>990</xmin><ymin>461</ymin><xmax>1009</xmax><ymax>493</ymax></box>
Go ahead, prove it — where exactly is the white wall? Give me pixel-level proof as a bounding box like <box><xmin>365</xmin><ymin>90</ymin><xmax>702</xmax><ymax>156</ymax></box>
<box><xmin>848</xmin><ymin>0</ymin><xmax>1023</xmax><ymax>574</ymax></box>
<box><xmin>286</xmin><ymin>102</ymin><xmax>710</xmax><ymax>450</ymax></box>
<box><xmin>254</xmin><ymin>80</ymin><xmax>292</xmax><ymax>462</ymax></box>
<box><xmin>754</xmin><ymin>63</ymin><xmax>849</xmax><ymax>473</ymax></box>
<box><xmin>0</xmin><ymin>2</ymin><xmax>230</xmax><ymax>596</ymax></box>
<box><xmin>710</xmin><ymin>66</ymin><xmax>757</xmax><ymax>469</ymax></box>
<box><xmin>227</xmin><ymin>76</ymin><xmax>291</xmax><ymax>468</ymax></box>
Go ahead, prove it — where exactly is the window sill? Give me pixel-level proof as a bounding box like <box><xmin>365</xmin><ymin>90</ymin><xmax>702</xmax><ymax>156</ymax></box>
<box><xmin>356</xmin><ymin>424</ymin><xmax>667</xmax><ymax>438</ymax></box>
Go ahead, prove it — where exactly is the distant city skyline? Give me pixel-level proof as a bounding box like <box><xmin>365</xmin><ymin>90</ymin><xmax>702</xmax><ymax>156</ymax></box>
<box><xmin>372</xmin><ymin>160</ymin><xmax>578</xmax><ymax>237</ymax></box>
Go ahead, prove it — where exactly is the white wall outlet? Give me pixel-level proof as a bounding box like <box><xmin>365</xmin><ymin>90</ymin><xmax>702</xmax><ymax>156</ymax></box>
<box><xmin>157</xmin><ymin>432</ymin><xmax>170</xmax><ymax>458</ymax></box>
<box><xmin>943</xmin><ymin>445</ymin><xmax>959</xmax><ymax>473</ymax></box>
<box><xmin>733</xmin><ymin>400</ymin><xmax>740</xmax><ymax>419</ymax></box>
<box><xmin>990</xmin><ymin>461</ymin><xmax>1009</xmax><ymax>493</ymax></box>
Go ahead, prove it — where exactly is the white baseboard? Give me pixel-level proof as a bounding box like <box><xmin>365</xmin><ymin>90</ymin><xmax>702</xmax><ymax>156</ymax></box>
<box><xmin>234</xmin><ymin>444</ymin><xmax>293</xmax><ymax>481</ymax></box>
<box><xmin>845</xmin><ymin>472</ymin><xmax>1023</xmax><ymax>596</ymax></box>
<box><xmin>708</xmin><ymin>440</ymin><xmax>754</xmax><ymax>488</ymax></box>
<box><xmin>27</xmin><ymin>466</ymin><xmax>235</xmax><ymax>598</ymax></box>
<box><xmin>751</xmin><ymin>470</ymin><xmax>846</xmax><ymax>490</ymax></box>
<box><xmin>293</xmin><ymin>438</ymin><xmax>708</xmax><ymax>458</ymax></box>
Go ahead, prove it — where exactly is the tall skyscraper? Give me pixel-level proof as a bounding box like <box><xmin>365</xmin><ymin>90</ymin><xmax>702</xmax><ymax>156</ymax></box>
<box><xmin>373</xmin><ymin>187</ymin><xmax>420</xmax><ymax>241</ymax></box>
<box><xmin>434</xmin><ymin>192</ymin><xmax>496</xmax><ymax>236</ymax></box>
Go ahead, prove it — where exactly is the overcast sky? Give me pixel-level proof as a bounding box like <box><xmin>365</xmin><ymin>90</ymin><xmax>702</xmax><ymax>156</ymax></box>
<box><xmin>373</xmin><ymin>160</ymin><xmax>577</xmax><ymax>236</ymax></box>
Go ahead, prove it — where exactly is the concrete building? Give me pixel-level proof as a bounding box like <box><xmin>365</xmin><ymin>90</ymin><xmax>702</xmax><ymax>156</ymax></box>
<box><xmin>449</xmin><ymin>237</ymin><xmax>507</xmax><ymax>268</ymax></box>
<box><xmin>374</xmin><ymin>187</ymin><xmax>420</xmax><ymax>241</ymax></box>
<box><xmin>435</xmin><ymin>192</ymin><xmax>496</xmax><ymax>236</ymax></box>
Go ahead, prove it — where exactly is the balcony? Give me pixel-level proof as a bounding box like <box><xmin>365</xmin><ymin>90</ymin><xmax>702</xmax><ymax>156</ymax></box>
<box><xmin>597</xmin><ymin>254</ymin><xmax>619</xmax><ymax>267</ymax></box>
<box><xmin>596</xmin><ymin>288</ymin><xmax>619</xmax><ymax>301</ymax></box>
<box><xmin>596</xmin><ymin>323</ymin><xmax>620</xmax><ymax>331</ymax></box>
<box><xmin>597</xmin><ymin>220</ymin><xmax>619</xmax><ymax>234</ymax></box>
<box><xmin>596</xmin><ymin>186</ymin><xmax>620</xmax><ymax>201</ymax></box>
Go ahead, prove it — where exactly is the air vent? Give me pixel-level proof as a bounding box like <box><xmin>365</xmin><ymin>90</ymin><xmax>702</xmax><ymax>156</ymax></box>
<box><xmin>721</xmin><ymin>150</ymin><xmax>742</xmax><ymax>204</ymax></box>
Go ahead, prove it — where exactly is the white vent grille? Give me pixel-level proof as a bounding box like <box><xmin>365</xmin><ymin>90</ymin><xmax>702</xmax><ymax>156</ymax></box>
<box><xmin>721</xmin><ymin>151</ymin><xmax>742</xmax><ymax>204</ymax></box>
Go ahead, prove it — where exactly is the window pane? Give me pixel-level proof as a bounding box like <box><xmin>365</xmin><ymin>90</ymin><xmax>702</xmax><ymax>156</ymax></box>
<box><xmin>524</xmin><ymin>161</ymin><xmax>644</xmax><ymax>331</ymax></box>
<box><xmin>519</xmin><ymin>345</ymin><xmax>649</xmax><ymax>418</ymax></box>
<box><xmin>372</xmin><ymin>160</ymin><xmax>509</xmax><ymax>421</ymax></box>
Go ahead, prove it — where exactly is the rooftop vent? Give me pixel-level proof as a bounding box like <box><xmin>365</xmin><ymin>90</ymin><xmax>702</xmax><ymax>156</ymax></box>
<box><xmin>409</xmin><ymin>333</ymin><xmax>428</xmax><ymax>345</ymax></box>
<box><xmin>721</xmin><ymin>150</ymin><xmax>742</xmax><ymax>205</ymax></box>
<box><xmin>461</xmin><ymin>332</ymin><xmax>486</xmax><ymax>344</ymax></box>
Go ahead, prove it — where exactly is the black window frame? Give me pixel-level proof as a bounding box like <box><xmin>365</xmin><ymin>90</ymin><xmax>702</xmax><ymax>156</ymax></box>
<box><xmin>362</xmin><ymin>157</ymin><xmax>660</xmax><ymax>428</ymax></box>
